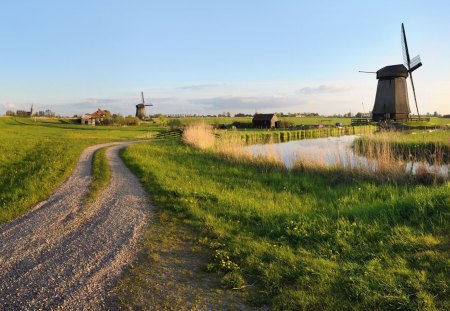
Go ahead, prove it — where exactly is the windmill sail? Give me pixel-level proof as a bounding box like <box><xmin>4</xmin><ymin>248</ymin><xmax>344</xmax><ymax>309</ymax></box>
<box><xmin>401</xmin><ymin>24</ymin><xmax>410</xmax><ymax>68</ymax></box>
<box><xmin>409</xmin><ymin>55</ymin><xmax>422</xmax><ymax>72</ymax></box>
<box><xmin>401</xmin><ymin>23</ymin><xmax>421</xmax><ymax>119</ymax></box>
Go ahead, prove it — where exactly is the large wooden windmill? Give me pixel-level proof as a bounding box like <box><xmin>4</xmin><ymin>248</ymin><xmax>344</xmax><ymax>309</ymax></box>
<box><xmin>361</xmin><ymin>23</ymin><xmax>423</xmax><ymax>121</ymax></box>
<box><xmin>135</xmin><ymin>92</ymin><xmax>153</xmax><ymax>120</ymax></box>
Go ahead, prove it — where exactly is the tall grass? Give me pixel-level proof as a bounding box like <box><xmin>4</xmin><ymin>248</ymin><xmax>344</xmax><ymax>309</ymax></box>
<box><xmin>355</xmin><ymin>130</ymin><xmax>450</xmax><ymax>163</ymax></box>
<box><xmin>182</xmin><ymin>123</ymin><xmax>215</xmax><ymax>150</ymax></box>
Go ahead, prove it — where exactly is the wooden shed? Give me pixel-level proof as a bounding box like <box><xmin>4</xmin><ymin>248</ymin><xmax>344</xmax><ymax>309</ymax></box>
<box><xmin>252</xmin><ymin>113</ymin><xmax>280</xmax><ymax>128</ymax></box>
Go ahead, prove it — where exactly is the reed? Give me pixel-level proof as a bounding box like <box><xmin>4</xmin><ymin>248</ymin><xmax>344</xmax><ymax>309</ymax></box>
<box><xmin>182</xmin><ymin>123</ymin><xmax>216</xmax><ymax>150</ymax></box>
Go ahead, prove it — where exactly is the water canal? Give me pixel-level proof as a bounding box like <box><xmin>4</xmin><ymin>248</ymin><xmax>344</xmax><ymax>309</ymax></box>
<box><xmin>244</xmin><ymin>135</ymin><xmax>449</xmax><ymax>178</ymax></box>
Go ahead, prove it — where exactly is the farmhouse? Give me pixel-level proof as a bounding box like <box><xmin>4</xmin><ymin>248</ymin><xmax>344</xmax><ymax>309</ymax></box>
<box><xmin>81</xmin><ymin>109</ymin><xmax>108</xmax><ymax>126</ymax></box>
<box><xmin>252</xmin><ymin>113</ymin><xmax>281</xmax><ymax>128</ymax></box>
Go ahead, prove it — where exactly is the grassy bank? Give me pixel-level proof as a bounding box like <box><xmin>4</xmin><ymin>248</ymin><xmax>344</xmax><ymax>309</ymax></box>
<box><xmin>0</xmin><ymin>117</ymin><xmax>160</xmax><ymax>224</ymax></box>
<box><xmin>121</xmin><ymin>139</ymin><xmax>450</xmax><ymax>310</ymax></box>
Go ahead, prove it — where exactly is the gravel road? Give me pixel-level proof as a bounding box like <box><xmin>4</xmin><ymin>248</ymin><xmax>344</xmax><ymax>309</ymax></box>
<box><xmin>0</xmin><ymin>141</ymin><xmax>152</xmax><ymax>310</ymax></box>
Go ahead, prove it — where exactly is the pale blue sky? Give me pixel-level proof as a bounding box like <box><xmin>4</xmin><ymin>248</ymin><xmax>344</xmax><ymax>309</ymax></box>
<box><xmin>1</xmin><ymin>0</ymin><xmax>449</xmax><ymax>116</ymax></box>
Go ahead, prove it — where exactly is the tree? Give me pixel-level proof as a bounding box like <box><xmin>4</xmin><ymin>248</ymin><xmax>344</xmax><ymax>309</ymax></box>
<box><xmin>156</xmin><ymin>114</ymin><xmax>166</xmax><ymax>125</ymax></box>
<box><xmin>167</xmin><ymin>118</ymin><xmax>182</xmax><ymax>130</ymax></box>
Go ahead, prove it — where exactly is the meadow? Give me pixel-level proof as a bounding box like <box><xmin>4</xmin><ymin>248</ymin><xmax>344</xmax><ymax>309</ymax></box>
<box><xmin>0</xmin><ymin>117</ymin><xmax>159</xmax><ymax>224</ymax></box>
<box><xmin>120</xmin><ymin>127</ymin><xmax>449</xmax><ymax>310</ymax></box>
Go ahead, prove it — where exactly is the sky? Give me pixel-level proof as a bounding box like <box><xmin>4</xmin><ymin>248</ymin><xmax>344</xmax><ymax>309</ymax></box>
<box><xmin>1</xmin><ymin>0</ymin><xmax>449</xmax><ymax>116</ymax></box>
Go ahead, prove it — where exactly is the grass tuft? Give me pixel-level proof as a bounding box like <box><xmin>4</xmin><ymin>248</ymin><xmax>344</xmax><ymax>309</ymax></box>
<box><xmin>83</xmin><ymin>147</ymin><xmax>111</xmax><ymax>205</ymax></box>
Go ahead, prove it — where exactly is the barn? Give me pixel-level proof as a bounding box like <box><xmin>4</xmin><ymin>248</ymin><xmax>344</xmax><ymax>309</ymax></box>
<box><xmin>252</xmin><ymin>113</ymin><xmax>281</xmax><ymax>128</ymax></box>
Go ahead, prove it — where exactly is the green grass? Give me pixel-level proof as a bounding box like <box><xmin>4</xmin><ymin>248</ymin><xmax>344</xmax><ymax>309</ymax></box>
<box><xmin>0</xmin><ymin>117</ymin><xmax>162</xmax><ymax>224</ymax></box>
<box><xmin>83</xmin><ymin>147</ymin><xmax>111</xmax><ymax>205</ymax></box>
<box><xmin>121</xmin><ymin>140</ymin><xmax>450</xmax><ymax>310</ymax></box>
<box><xmin>401</xmin><ymin>117</ymin><xmax>450</xmax><ymax>128</ymax></box>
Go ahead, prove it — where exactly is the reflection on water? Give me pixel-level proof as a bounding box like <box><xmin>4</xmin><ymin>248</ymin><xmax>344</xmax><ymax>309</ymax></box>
<box><xmin>244</xmin><ymin>135</ymin><xmax>449</xmax><ymax>177</ymax></box>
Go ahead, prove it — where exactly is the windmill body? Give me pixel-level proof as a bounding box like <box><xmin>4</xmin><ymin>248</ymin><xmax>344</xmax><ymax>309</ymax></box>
<box><xmin>367</xmin><ymin>23</ymin><xmax>422</xmax><ymax>122</ymax></box>
<box><xmin>135</xmin><ymin>103</ymin><xmax>148</xmax><ymax>119</ymax></box>
<box><xmin>372</xmin><ymin>64</ymin><xmax>410</xmax><ymax>121</ymax></box>
<box><xmin>135</xmin><ymin>92</ymin><xmax>153</xmax><ymax>120</ymax></box>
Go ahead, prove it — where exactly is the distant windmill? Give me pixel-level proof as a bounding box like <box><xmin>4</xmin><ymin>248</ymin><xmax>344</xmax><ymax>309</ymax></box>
<box><xmin>135</xmin><ymin>92</ymin><xmax>153</xmax><ymax>120</ymax></box>
<box><xmin>360</xmin><ymin>23</ymin><xmax>422</xmax><ymax>121</ymax></box>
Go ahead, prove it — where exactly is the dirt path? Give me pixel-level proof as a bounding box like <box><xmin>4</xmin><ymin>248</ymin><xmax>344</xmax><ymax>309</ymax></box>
<box><xmin>0</xmin><ymin>141</ymin><xmax>152</xmax><ymax>310</ymax></box>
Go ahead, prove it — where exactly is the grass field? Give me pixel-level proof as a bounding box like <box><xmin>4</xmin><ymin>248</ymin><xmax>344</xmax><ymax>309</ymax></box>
<box><xmin>0</xmin><ymin>117</ymin><xmax>161</xmax><ymax>224</ymax></box>
<box><xmin>121</xmin><ymin>139</ymin><xmax>450</xmax><ymax>310</ymax></box>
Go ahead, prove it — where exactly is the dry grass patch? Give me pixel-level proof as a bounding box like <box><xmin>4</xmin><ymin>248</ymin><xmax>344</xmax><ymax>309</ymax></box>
<box><xmin>182</xmin><ymin>123</ymin><xmax>215</xmax><ymax>150</ymax></box>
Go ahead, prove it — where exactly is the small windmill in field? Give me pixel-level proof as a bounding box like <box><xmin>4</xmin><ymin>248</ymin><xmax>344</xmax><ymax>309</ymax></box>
<box><xmin>135</xmin><ymin>92</ymin><xmax>153</xmax><ymax>120</ymax></box>
<box><xmin>360</xmin><ymin>23</ymin><xmax>423</xmax><ymax>121</ymax></box>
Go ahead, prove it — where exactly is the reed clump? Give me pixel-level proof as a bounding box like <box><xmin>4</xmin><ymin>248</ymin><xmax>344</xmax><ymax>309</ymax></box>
<box><xmin>183</xmin><ymin>123</ymin><xmax>284</xmax><ymax>167</ymax></box>
<box><xmin>354</xmin><ymin>132</ymin><xmax>448</xmax><ymax>183</ymax></box>
<box><xmin>182</xmin><ymin>123</ymin><xmax>216</xmax><ymax>150</ymax></box>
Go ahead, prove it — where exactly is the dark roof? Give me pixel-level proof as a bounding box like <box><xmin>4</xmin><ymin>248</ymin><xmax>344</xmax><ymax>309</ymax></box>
<box><xmin>252</xmin><ymin>113</ymin><xmax>278</xmax><ymax>121</ymax></box>
<box><xmin>377</xmin><ymin>64</ymin><xmax>409</xmax><ymax>79</ymax></box>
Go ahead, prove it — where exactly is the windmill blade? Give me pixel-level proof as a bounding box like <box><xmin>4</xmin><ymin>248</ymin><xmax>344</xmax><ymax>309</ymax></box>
<box><xmin>401</xmin><ymin>23</ymin><xmax>411</xmax><ymax>69</ymax></box>
<box><xmin>141</xmin><ymin>91</ymin><xmax>145</xmax><ymax>104</ymax></box>
<box><xmin>409</xmin><ymin>55</ymin><xmax>422</xmax><ymax>72</ymax></box>
<box><xmin>409</xmin><ymin>71</ymin><xmax>421</xmax><ymax>119</ymax></box>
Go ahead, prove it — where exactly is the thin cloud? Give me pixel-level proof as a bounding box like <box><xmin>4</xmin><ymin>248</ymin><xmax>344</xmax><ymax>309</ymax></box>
<box><xmin>85</xmin><ymin>98</ymin><xmax>121</xmax><ymax>104</ymax></box>
<box><xmin>3</xmin><ymin>102</ymin><xmax>17</xmax><ymax>110</ymax></box>
<box><xmin>190</xmin><ymin>96</ymin><xmax>309</xmax><ymax>111</ymax></box>
<box><xmin>298</xmin><ymin>84</ymin><xmax>354</xmax><ymax>95</ymax></box>
<box><xmin>175</xmin><ymin>83</ymin><xmax>222</xmax><ymax>90</ymax></box>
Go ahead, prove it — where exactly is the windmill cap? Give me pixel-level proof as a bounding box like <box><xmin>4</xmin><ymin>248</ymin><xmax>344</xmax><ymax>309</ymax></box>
<box><xmin>377</xmin><ymin>64</ymin><xmax>409</xmax><ymax>79</ymax></box>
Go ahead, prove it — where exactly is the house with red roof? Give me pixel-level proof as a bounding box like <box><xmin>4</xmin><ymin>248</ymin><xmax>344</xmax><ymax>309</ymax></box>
<box><xmin>81</xmin><ymin>109</ymin><xmax>108</xmax><ymax>125</ymax></box>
